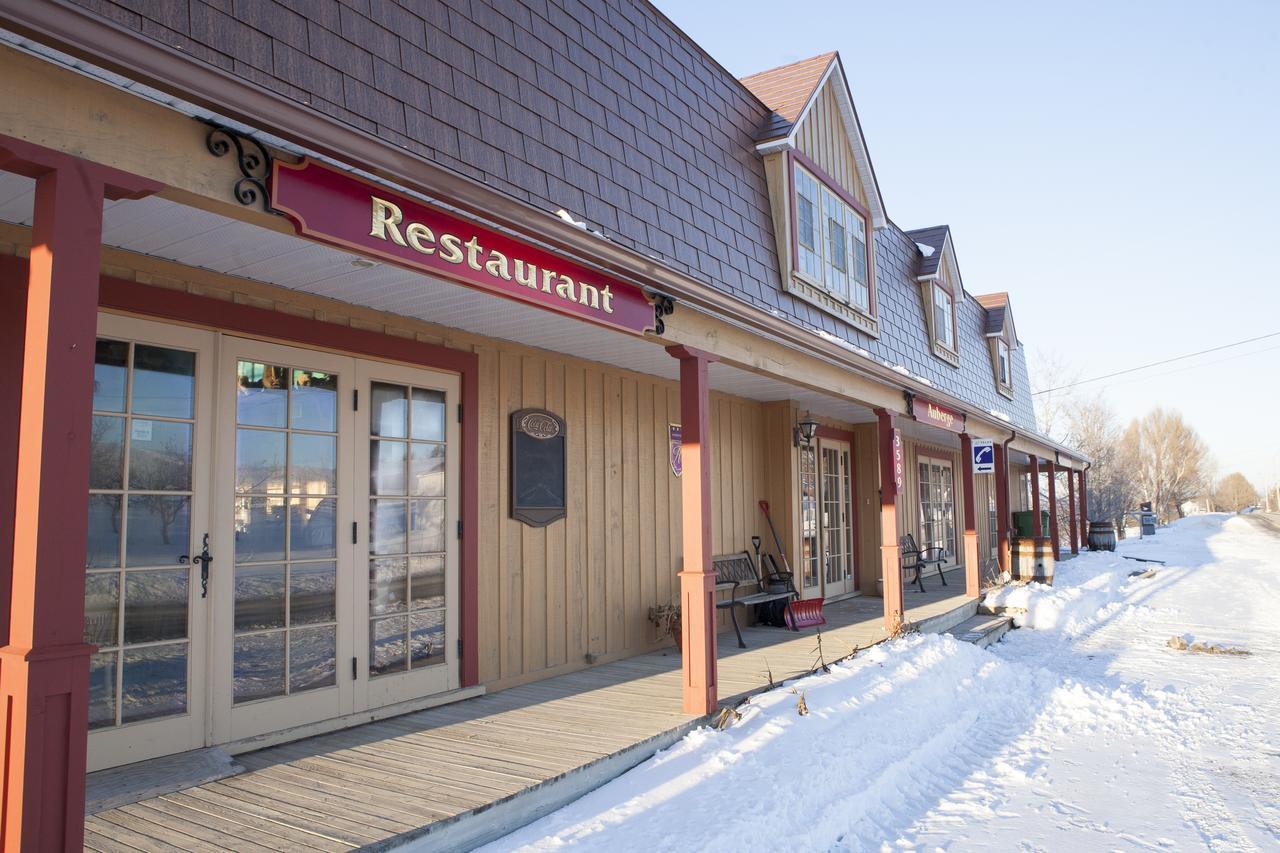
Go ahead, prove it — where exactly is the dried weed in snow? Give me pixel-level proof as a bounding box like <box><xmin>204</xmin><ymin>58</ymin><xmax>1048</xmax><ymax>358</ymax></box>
<box><xmin>1166</xmin><ymin>634</ymin><xmax>1250</xmax><ymax>656</ymax></box>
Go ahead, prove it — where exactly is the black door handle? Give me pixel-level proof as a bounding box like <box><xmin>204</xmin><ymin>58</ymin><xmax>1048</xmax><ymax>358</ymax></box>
<box><xmin>179</xmin><ymin>533</ymin><xmax>213</xmax><ymax>598</ymax></box>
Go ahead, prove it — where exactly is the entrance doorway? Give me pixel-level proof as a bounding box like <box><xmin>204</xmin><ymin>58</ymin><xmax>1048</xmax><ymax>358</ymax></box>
<box><xmin>87</xmin><ymin>317</ymin><xmax>461</xmax><ymax>770</ymax></box>
<box><xmin>798</xmin><ymin>435</ymin><xmax>857</xmax><ymax>600</ymax></box>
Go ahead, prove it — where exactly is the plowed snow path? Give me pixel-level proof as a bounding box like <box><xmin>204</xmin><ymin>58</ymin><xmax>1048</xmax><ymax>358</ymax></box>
<box><xmin>464</xmin><ymin>515</ymin><xmax>1279</xmax><ymax>852</ymax></box>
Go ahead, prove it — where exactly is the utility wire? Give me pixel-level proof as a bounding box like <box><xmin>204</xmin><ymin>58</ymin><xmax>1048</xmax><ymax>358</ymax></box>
<box><xmin>1032</xmin><ymin>330</ymin><xmax>1280</xmax><ymax>396</ymax></box>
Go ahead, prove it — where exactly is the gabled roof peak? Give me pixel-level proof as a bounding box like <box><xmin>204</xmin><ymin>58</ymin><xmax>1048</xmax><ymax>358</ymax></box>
<box><xmin>739</xmin><ymin>52</ymin><xmax>837</xmax><ymax>128</ymax></box>
<box><xmin>905</xmin><ymin>225</ymin><xmax>950</xmax><ymax>278</ymax></box>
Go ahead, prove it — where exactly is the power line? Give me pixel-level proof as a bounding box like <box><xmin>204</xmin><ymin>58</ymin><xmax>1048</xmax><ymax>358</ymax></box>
<box><xmin>1031</xmin><ymin>330</ymin><xmax>1280</xmax><ymax>396</ymax></box>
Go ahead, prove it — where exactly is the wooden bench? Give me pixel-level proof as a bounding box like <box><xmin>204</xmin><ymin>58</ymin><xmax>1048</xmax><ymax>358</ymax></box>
<box><xmin>900</xmin><ymin>533</ymin><xmax>947</xmax><ymax>594</ymax></box>
<box><xmin>713</xmin><ymin>551</ymin><xmax>796</xmax><ymax>649</ymax></box>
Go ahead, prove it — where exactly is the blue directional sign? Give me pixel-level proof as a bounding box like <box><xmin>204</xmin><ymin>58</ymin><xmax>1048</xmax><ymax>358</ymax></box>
<box><xmin>972</xmin><ymin>439</ymin><xmax>995</xmax><ymax>474</ymax></box>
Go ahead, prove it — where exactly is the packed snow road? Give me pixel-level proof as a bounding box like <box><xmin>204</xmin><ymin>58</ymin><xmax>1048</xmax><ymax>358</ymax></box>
<box><xmin>484</xmin><ymin>514</ymin><xmax>1278</xmax><ymax>851</ymax></box>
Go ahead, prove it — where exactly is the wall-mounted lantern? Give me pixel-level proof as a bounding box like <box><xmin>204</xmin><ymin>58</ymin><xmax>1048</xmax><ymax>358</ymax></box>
<box><xmin>793</xmin><ymin>411</ymin><xmax>819</xmax><ymax>448</ymax></box>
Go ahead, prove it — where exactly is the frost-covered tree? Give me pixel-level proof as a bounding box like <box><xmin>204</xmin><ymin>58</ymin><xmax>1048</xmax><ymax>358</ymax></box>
<box><xmin>1120</xmin><ymin>408</ymin><xmax>1211</xmax><ymax>520</ymax></box>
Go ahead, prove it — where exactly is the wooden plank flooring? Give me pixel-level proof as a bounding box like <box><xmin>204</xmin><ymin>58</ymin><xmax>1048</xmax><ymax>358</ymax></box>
<box><xmin>87</xmin><ymin>575</ymin><xmax>970</xmax><ymax>851</ymax></box>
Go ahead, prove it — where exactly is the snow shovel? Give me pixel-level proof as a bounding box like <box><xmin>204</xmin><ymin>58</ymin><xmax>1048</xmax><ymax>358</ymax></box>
<box><xmin>758</xmin><ymin>501</ymin><xmax>825</xmax><ymax>630</ymax></box>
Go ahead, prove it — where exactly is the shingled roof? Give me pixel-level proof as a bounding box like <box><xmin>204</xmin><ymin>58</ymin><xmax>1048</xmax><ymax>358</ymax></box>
<box><xmin>975</xmin><ymin>292</ymin><xmax>1013</xmax><ymax>338</ymax></box>
<box><xmin>905</xmin><ymin>225</ymin><xmax>950</xmax><ymax>278</ymax></box>
<box><xmin>740</xmin><ymin>52</ymin><xmax>836</xmax><ymax>141</ymax></box>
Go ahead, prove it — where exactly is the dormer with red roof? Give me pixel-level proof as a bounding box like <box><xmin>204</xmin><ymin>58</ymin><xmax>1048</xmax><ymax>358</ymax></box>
<box><xmin>741</xmin><ymin>52</ymin><xmax>887</xmax><ymax>337</ymax></box>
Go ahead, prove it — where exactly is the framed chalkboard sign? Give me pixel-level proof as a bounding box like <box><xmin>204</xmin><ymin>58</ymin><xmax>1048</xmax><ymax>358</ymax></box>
<box><xmin>511</xmin><ymin>408</ymin><xmax>567</xmax><ymax>527</ymax></box>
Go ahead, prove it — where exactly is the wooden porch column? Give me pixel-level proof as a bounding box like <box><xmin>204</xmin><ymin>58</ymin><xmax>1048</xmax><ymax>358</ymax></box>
<box><xmin>875</xmin><ymin>410</ymin><xmax>904</xmax><ymax>632</ymax></box>
<box><xmin>665</xmin><ymin>345</ymin><xmax>718</xmax><ymax>715</ymax></box>
<box><xmin>1029</xmin><ymin>455</ymin><xmax>1043</xmax><ymax>538</ymax></box>
<box><xmin>994</xmin><ymin>443</ymin><xmax>1011</xmax><ymax>576</ymax></box>
<box><xmin>958</xmin><ymin>434</ymin><xmax>980</xmax><ymax>598</ymax></box>
<box><xmin>1067</xmin><ymin>466</ymin><xmax>1079</xmax><ymax>555</ymax></box>
<box><xmin>0</xmin><ymin>137</ymin><xmax>160</xmax><ymax>852</ymax></box>
<box><xmin>1079</xmin><ymin>469</ymin><xmax>1090</xmax><ymax>549</ymax></box>
<box><xmin>1046</xmin><ymin>460</ymin><xmax>1060</xmax><ymax>560</ymax></box>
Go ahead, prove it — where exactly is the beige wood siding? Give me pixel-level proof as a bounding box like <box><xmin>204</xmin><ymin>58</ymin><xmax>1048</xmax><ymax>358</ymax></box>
<box><xmin>794</xmin><ymin>82</ymin><xmax>868</xmax><ymax>209</ymax></box>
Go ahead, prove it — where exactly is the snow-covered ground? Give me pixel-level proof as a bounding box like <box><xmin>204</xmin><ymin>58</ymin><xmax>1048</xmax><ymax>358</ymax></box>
<box><xmin>481</xmin><ymin>514</ymin><xmax>1279</xmax><ymax>851</ymax></box>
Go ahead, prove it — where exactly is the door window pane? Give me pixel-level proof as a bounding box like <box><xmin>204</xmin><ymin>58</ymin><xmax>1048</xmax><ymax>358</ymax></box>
<box><xmin>121</xmin><ymin>643</ymin><xmax>187</xmax><ymax>723</ymax></box>
<box><xmin>123</xmin><ymin>569</ymin><xmax>188</xmax><ymax>644</ymax></box>
<box><xmin>84</xmin><ymin>573</ymin><xmax>120</xmax><ymax>646</ymax></box>
<box><xmin>411</xmin><ymin>388</ymin><xmax>446</xmax><ymax>441</ymax></box>
<box><xmin>132</xmin><ymin>345</ymin><xmax>195</xmax><ymax>419</ymax></box>
<box><xmin>94</xmin><ymin>340</ymin><xmax>130</xmax><ymax>413</ymax></box>
<box><xmin>370</xmin><ymin>616</ymin><xmax>408</xmax><ymax>676</ymax></box>
<box><xmin>236</xmin><ymin>362</ymin><xmax>288</xmax><ymax>428</ymax></box>
<box><xmin>90</xmin><ymin>416</ymin><xmax>125</xmax><ymax>490</ymax></box>
<box><xmin>409</xmin><ymin>500</ymin><xmax>445</xmax><ymax>553</ymax></box>
<box><xmin>409</xmin><ymin>555</ymin><xmax>445</xmax><ymax>610</ymax></box>
<box><xmin>410</xmin><ymin>610</ymin><xmax>445</xmax><ymax>667</ymax></box>
<box><xmin>290</xmin><ymin>561</ymin><xmax>337</xmax><ymax>625</ymax></box>
<box><xmin>371</xmin><ymin>440</ymin><xmax>407</xmax><ymax>496</ymax></box>
<box><xmin>410</xmin><ymin>444</ymin><xmax>445</xmax><ymax>496</ymax></box>
<box><xmin>235</xmin><ymin>496</ymin><xmax>287</xmax><ymax>563</ymax></box>
<box><xmin>128</xmin><ymin>420</ymin><xmax>193</xmax><ymax>491</ymax></box>
<box><xmin>234</xmin><ymin>633</ymin><xmax>286</xmax><ymax>703</ymax></box>
<box><xmin>235</xmin><ymin>564</ymin><xmax>286</xmax><ymax>632</ymax></box>
<box><xmin>370</xmin><ymin>383</ymin><xmax>407</xmax><ymax>438</ymax></box>
<box><xmin>290</xmin><ymin>627</ymin><xmax>337</xmax><ymax>692</ymax></box>
<box><xmin>125</xmin><ymin>495</ymin><xmax>190</xmax><ymax>567</ymax></box>
<box><xmin>290</xmin><ymin>369</ymin><xmax>337</xmax><ymax>432</ymax></box>
<box><xmin>236</xmin><ymin>429</ymin><xmax>286</xmax><ymax>494</ymax></box>
<box><xmin>289</xmin><ymin>433</ymin><xmax>337</xmax><ymax>494</ymax></box>
<box><xmin>290</xmin><ymin>497</ymin><xmax>336</xmax><ymax>560</ymax></box>
<box><xmin>88</xmin><ymin>652</ymin><xmax>117</xmax><ymax>730</ymax></box>
<box><xmin>86</xmin><ymin>495</ymin><xmax>122</xmax><ymax>568</ymax></box>
<box><xmin>370</xmin><ymin>557</ymin><xmax>408</xmax><ymax>616</ymax></box>
<box><xmin>371</xmin><ymin>500</ymin><xmax>408</xmax><ymax>555</ymax></box>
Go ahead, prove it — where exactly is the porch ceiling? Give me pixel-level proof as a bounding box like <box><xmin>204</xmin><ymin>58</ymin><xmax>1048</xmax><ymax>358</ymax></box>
<box><xmin>0</xmin><ymin>172</ymin><xmax>876</xmax><ymax>425</ymax></box>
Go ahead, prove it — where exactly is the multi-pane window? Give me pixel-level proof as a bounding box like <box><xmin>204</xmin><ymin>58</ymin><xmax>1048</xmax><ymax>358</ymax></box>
<box><xmin>918</xmin><ymin>457</ymin><xmax>957</xmax><ymax>562</ymax></box>
<box><xmin>798</xmin><ymin>446</ymin><xmax>820</xmax><ymax>589</ymax></box>
<box><xmin>232</xmin><ymin>361</ymin><xmax>339</xmax><ymax>704</ymax></box>
<box><xmin>87</xmin><ymin>339</ymin><xmax>196</xmax><ymax>729</ymax></box>
<box><xmin>988</xmin><ymin>493</ymin><xmax>999</xmax><ymax>559</ymax></box>
<box><xmin>997</xmin><ymin>340</ymin><xmax>1011</xmax><ymax>387</ymax></box>
<box><xmin>794</xmin><ymin>164</ymin><xmax>870</xmax><ymax>311</ymax></box>
<box><xmin>367</xmin><ymin>382</ymin><xmax>448</xmax><ymax>676</ymax></box>
<box><xmin>932</xmin><ymin>284</ymin><xmax>955</xmax><ymax>349</ymax></box>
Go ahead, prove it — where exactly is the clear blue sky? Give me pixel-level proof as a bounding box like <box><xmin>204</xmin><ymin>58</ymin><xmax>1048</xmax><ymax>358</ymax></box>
<box><xmin>655</xmin><ymin>0</ymin><xmax>1280</xmax><ymax>493</ymax></box>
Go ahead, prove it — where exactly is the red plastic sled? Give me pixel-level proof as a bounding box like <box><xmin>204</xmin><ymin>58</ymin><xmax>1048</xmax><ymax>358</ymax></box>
<box><xmin>784</xmin><ymin>598</ymin><xmax>827</xmax><ymax>630</ymax></box>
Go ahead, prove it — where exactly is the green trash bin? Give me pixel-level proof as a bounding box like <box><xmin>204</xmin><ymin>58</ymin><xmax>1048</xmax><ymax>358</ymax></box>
<box><xmin>1012</xmin><ymin>510</ymin><xmax>1050</xmax><ymax>538</ymax></box>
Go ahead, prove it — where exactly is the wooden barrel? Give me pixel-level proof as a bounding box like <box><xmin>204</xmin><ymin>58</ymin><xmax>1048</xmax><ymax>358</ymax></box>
<box><xmin>1087</xmin><ymin>521</ymin><xmax>1117</xmax><ymax>552</ymax></box>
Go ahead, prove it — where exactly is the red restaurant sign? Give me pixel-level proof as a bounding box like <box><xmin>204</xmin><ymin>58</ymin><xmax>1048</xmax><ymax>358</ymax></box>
<box><xmin>911</xmin><ymin>396</ymin><xmax>965</xmax><ymax>433</ymax></box>
<box><xmin>271</xmin><ymin>158</ymin><xmax>655</xmax><ymax>335</ymax></box>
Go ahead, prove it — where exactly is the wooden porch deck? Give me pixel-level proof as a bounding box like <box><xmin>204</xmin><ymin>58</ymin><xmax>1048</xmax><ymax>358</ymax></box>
<box><xmin>85</xmin><ymin>572</ymin><xmax>972</xmax><ymax>851</ymax></box>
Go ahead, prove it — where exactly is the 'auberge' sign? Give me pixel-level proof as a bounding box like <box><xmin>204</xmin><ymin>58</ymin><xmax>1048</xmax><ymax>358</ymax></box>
<box><xmin>271</xmin><ymin>158</ymin><xmax>655</xmax><ymax>335</ymax></box>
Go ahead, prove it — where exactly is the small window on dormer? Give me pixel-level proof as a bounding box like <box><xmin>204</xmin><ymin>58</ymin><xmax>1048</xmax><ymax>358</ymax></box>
<box><xmin>997</xmin><ymin>339</ymin><xmax>1011</xmax><ymax>387</ymax></box>
<box><xmin>794</xmin><ymin>163</ymin><xmax>872</xmax><ymax>313</ymax></box>
<box><xmin>932</xmin><ymin>283</ymin><xmax>955</xmax><ymax>349</ymax></box>
<box><xmin>796</xmin><ymin>169</ymin><xmax>821</xmax><ymax>280</ymax></box>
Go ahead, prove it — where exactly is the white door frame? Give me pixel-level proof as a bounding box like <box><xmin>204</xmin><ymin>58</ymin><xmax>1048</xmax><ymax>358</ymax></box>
<box><xmin>817</xmin><ymin>436</ymin><xmax>856</xmax><ymax>600</ymax></box>
<box><xmin>87</xmin><ymin>312</ymin><xmax>216</xmax><ymax>772</ymax></box>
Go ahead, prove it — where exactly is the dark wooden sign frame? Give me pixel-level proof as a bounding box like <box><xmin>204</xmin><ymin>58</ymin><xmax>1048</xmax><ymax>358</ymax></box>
<box><xmin>510</xmin><ymin>408</ymin><xmax>567</xmax><ymax>527</ymax></box>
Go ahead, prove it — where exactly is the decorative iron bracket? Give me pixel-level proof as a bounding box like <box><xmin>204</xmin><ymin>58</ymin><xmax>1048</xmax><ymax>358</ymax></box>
<box><xmin>651</xmin><ymin>292</ymin><xmax>675</xmax><ymax>335</ymax></box>
<box><xmin>204</xmin><ymin>123</ymin><xmax>278</xmax><ymax>214</ymax></box>
<box><xmin>903</xmin><ymin>389</ymin><xmax>915</xmax><ymax>413</ymax></box>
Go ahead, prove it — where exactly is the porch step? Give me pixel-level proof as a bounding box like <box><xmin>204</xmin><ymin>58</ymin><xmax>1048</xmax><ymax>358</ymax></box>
<box><xmin>978</xmin><ymin>600</ymin><xmax>1027</xmax><ymax>617</ymax></box>
<box><xmin>912</xmin><ymin>597</ymin><xmax>979</xmax><ymax>635</ymax></box>
<box><xmin>86</xmin><ymin>747</ymin><xmax>243</xmax><ymax>815</ymax></box>
<box><xmin>946</xmin><ymin>613</ymin><xmax>1014</xmax><ymax>649</ymax></box>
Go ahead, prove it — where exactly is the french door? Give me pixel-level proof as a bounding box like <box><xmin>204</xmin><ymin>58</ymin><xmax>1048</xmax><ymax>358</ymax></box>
<box><xmin>87</xmin><ymin>314</ymin><xmax>215</xmax><ymax>771</ymax></box>
<box><xmin>798</xmin><ymin>437</ymin><xmax>857</xmax><ymax>600</ymax></box>
<box><xmin>87</xmin><ymin>320</ymin><xmax>461</xmax><ymax>769</ymax></box>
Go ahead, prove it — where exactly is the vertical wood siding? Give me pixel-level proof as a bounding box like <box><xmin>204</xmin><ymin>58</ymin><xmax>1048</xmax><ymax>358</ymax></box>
<box><xmin>475</xmin><ymin>348</ymin><xmax>771</xmax><ymax>689</ymax></box>
<box><xmin>794</xmin><ymin>82</ymin><xmax>868</xmax><ymax>210</ymax></box>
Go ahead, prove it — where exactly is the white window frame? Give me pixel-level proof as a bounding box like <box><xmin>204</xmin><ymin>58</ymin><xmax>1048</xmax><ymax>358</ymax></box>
<box><xmin>793</xmin><ymin>163</ymin><xmax>872</xmax><ymax>313</ymax></box>
<box><xmin>932</xmin><ymin>283</ymin><xmax>955</xmax><ymax>350</ymax></box>
<box><xmin>997</xmin><ymin>339</ymin><xmax>1011</xmax><ymax>387</ymax></box>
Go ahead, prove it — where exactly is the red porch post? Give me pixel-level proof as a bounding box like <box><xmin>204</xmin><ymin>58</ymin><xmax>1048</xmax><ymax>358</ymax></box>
<box><xmin>1046</xmin><ymin>460</ymin><xmax>1060</xmax><ymax>560</ymax></box>
<box><xmin>1029</xmin><ymin>454</ymin><xmax>1043</xmax><ymax>538</ymax></box>
<box><xmin>875</xmin><ymin>410</ymin><xmax>904</xmax><ymax>632</ymax></box>
<box><xmin>994</xmin><ymin>443</ymin><xmax>1011</xmax><ymax>576</ymax></box>
<box><xmin>958</xmin><ymin>434</ymin><xmax>980</xmax><ymax>597</ymax></box>
<box><xmin>0</xmin><ymin>137</ymin><xmax>160</xmax><ymax>851</ymax></box>
<box><xmin>666</xmin><ymin>345</ymin><xmax>718</xmax><ymax>715</ymax></box>
<box><xmin>1079</xmin><ymin>469</ymin><xmax>1090</xmax><ymax>549</ymax></box>
<box><xmin>1067</xmin><ymin>466</ymin><xmax>1079</xmax><ymax>555</ymax></box>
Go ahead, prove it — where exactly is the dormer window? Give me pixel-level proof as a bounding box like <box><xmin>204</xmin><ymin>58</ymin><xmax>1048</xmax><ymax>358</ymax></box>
<box><xmin>997</xmin><ymin>339</ymin><xmax>1011</xmax><ymax>387</ymax></box>
<box><xmin>976</xmin><ymin>292</ymin><xmax>1016</xmax><ymax>398</ymax></box>
<box><xmin>793</xmin><ymin>160</ymin><xmax>873</xmax><ymax>315</ymax></box>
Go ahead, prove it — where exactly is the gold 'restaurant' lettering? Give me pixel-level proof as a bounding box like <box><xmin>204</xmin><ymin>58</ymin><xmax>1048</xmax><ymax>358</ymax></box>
<box><xmin>369</xmin><ymin>195</ymin><xmax>614</xmax><ymax>314</ymax></box>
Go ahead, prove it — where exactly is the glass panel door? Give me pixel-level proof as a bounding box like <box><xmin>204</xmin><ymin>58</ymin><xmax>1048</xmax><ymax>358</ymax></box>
<box><xmin>87</xmin><ymin>314</ymin><xmax>215</xmax><ymax>772</ymax></box>
<box><xmin>918</xmin><ymin>456</ymin><xmax>958</xmax><ymax>564</ymax></box>
<box><xmin>818</xmin><ymin>438</ymin><xmax>855</xmax><ymax>598</ymax></box>
<box><xmin>356</xmin><ymin>360</ymin><xmax>460</xmax><ymax>711</ymax></box>
<box><xmin>213</xmin><ymin>339</ymin><xmax>355</xmax><ymax>745</ymax></box>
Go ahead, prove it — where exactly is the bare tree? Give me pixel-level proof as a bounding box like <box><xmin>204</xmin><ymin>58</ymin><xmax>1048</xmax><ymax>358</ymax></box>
<box><xmin>1028</xmin><ymin>348</ymin><xmax>1082</xmax><ymax>442</ymax></box>
<box><xmin>1213</xmin><ymin>472</ymin><xmax>1259</xmax><ymax>513</ymax></box>
<box><xmin>1119</xmin><ymin>408</ymin><xmax>1211</xmax><ymax>520</ymax></box>
<box><xmin>1063</xmin><ymin>393</ymin><xmax>1139</xmax><ymax>529</ymax></box>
